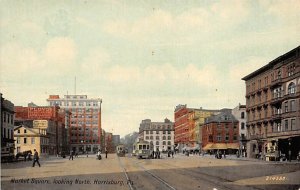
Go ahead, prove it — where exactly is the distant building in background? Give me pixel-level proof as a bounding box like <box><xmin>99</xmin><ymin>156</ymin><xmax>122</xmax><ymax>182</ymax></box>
<box><xmin>105</xmin><ymin>132</ymin><xmax>113</xmax><ymax>153</ymax></box>
<box><xmin>232</xmin><ymin>104</ymin><xmax>247</xmax><ymax>156</ymax></box>
<box><xmin>202</xmin><ymin>109</ymin><xmax>239</xmax><ymax>154</ymax></box>
<box><xmin>174</xmin><ymin>104</ymin><xmax>219</xmax><ymax>152</ymax></box>
<box><xmin>1</xmin><ymin>93</ymin><xmax>15</xmax><ymax>161</ymax></box>
<box><xmin>112</xmin><ymin>135</ymin><xmax>120</xmax><ymax>148</ymax></box>
<box><xmin>47</xmin><ymin>95</ymin><xmax>102</xmax><ymax>153</ymax></box>
<box><xmin>242</xmin><ymin>46</ymin><xmax>300</xmax><ymax>160</ymax></box>
<box><xmin>139</xmin><ymin>118</ymin><xmax>174</xmax><ymax>152</ymax></box>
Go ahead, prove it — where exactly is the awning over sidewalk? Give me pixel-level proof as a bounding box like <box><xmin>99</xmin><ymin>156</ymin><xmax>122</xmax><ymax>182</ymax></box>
<box><xmin>203</xmin><ymin>143</ymin><xmax>239</xmax><ymax>150</ymax></box>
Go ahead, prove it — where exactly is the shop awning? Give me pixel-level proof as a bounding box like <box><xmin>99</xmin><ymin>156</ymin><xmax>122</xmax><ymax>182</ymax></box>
<box><xmin>203</xmin><ymin>143</ymin><xmax>239</xmax><ymax>150</ymax></box>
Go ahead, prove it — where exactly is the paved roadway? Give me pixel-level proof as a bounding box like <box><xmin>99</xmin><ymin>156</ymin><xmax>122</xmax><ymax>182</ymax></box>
<box><xmin>1</xmin><ymin>153</ymin><xmax>300</xmax><ymax>190</ymax></box>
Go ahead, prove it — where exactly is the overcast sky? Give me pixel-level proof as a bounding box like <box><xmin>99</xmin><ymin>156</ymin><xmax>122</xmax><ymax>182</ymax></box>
<box><xmin>1</xmin><ymin>0</ymin><xmax>300</xmax><ymax>137</ymax></box>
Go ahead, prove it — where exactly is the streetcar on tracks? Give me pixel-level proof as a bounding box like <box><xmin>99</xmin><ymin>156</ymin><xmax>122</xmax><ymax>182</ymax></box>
<box><xmin>132</xmin><ymin>140</ymin><xmax>153</xmax><ymax>159</ymax></box>
<box><xmin>116</xmin><ymin>144</ymin><xmax>126</xmax><ymax>157</ymax></box>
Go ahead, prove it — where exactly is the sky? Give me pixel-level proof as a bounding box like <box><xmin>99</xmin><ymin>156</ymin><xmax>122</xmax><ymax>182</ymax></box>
<box><xmin>1</xmin><ymin>0</ymin><xmax>300</xmax><ymax>137</ymax></box>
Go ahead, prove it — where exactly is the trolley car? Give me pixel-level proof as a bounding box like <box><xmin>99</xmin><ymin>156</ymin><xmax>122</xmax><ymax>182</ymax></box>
<box><xmin>133</xmin><ymin>140</ymin><xmax>153</xmax><ymax>159</ymax></box>
<box><xmin>116</xmin><ymin>144</ymin><xmax>126</xmax><ymax>157</ymax></box>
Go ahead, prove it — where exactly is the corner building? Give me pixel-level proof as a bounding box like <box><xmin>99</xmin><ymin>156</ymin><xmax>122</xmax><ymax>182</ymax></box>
<box><xmin>47</xmin><ymin>95</ymin><xmax>102</xmax><ymax>153</ymax></box>
<box><xmin>139</xmin><ymin>118</ymin><xmax>174</xmax><ymax>152</ymax></box>
<box><xmin>174</xmin><ymin>104</ymin><xmax>219</xmax><ymax>152</ymax></box>
<box><xmin>242</xmin><ymin>46</ymin><xmax>300</xmax><ymax>160</ymax></box>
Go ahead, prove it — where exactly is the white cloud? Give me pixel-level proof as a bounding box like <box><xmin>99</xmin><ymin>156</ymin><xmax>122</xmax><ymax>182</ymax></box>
<box><xmin>105</xmin><ymin>65</ymin><xmax>142</xmax><ymax>82</ymax></box>
<box><xmin>81</xmin><ymin>47</ymin><xmax>111</xmax><ymax>75</ymax></box>
<box><xmin>44</xmin><ymin>37</ymin><xmax>76</xmax><ymax>67</ymax></box>
<box><xmin>103</xmin><ymin>1</ymin><xmax>250</xmax><ymax>43</ymax></box>
<box><xmin>261</xmin><ymin>0</ymin><xmax>300</xmax><ymax>22</ymax></box>
<box><xmin>0</xmin><ymin>42</ymin><xmax>41</xmax><ymax>74</ymax></box>
<box><xmin>229</xmin><ymin>57</ymin><xmax>268</xmax><ymax>81</ymax></box>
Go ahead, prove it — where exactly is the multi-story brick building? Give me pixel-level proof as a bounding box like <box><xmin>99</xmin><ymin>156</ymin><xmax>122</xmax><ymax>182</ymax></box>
<box><xmin>232</xmin><ymin>104</ymin><xmax>247</xmax><ymax>156</ymax></box>
<box><xmin>1</xmin><ymin>93</ymin><xmax>15</xmax><ymax>161</ymax></box>
<box><xmin>139</xmin><ymin>118</ymin><xmax>174</xmax><ymax>152</ymax></box>
<box><xmin>242</xmin><ymin>46</ymin><xmax>300</xmax><ymax>160</ymax></box>
<box><xmin>202</xmin><ymin>109</ymin><xmax>239</xmax><ymax>154</ymax></box>
<box><xmin>174</xmin><ymin>104</ymin><xmax>219</xmax><ymax>151</ymax></box>
<box><xmin>47</xmin><ymin>95</ymin><xmax>102</xmax><ymax>153</ymax></box>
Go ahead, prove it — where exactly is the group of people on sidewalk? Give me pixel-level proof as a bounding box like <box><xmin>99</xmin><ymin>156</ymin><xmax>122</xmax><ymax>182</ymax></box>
<box><xmin>96</xmin><ymin>147</ymin><xmax>108</xmax><ymax>160</ymax></box>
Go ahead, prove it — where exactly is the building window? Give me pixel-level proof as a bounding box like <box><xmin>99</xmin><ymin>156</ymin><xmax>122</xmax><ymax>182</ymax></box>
<box><xmin>241</xmin><ymin>122</ymin><xmax>245</xmax><ymax>130</ymax></box>
<box><xmin>163</xmin><ymin>136</ymin><xmax>166</xmax><ymax>140</ymax></box>
<box><xmin>150</xmin><ymin>136</ymin><xmax>153</xmax><ymax>140</ymax></box>
<box><xmin>225</xmin><ymin>133</ymin><xmax>229</xmax><ymax>141</ymax></box>
<box><xmin>31</xmin><ymin>137</ymin><xmax>35</xmax><ymax>144</ymax></box>
<box><xmin>168</xmin><ymin>141</ymin><xmax>171</xmax><ymax>145</ymax></box>
<box><xmin>18</xmin><ymin>129</ymin><xmax>20</xmax><ymax>134</ymax></box>
<box><xmin>277</xmin><ymin>70</ymin><xmax>281</xmax><ymax>79</ymax></box>
<box><xmin>17</xmin><ymin>137</ymin><xmax>20</xmax><ymax>144</ymax></box>
<box><xmin>24</xmin><ymin>138</ymin><xmax>27</xmax><ymax>144</ymax></box>
<box><xmin>24</xmin><ymin>129</ymin><xmax>27</xmax><ymax>134</ymax></box>
<box><xmin>156</xmin><ymin>131</ymin><xmax>159</xmax><ymax>134</ymax></box>
<box><xmin>291</xmin><ymin>119</ymin><xmax>295</xmax><ymax>130</ymax></box>
<box><xmin>284</xmin><ymin>120</ymin><xmax>288</xmax><ymax>131</ymax></box>
<box><xmin>163</xmin><ymin>141</ymin><xmax>166</xmax><ymax>145</ymax></box>
<box><xmin>288</xmin><ymin>82</ymin><xmax>296</xmax><ymax>94</ymax></box>
<box><xmin>241</xmin><ymin>112</ymin><xmax>245</xmax><ymax>119</ymax></box>
<box><xmin>290</xmin><ymin>100</ymin><xmax>295</xmax><ymax>112</ymax></box>
<box><xmin>3</xmin><ymin>113</ymin><xmax>6</xmax><ymax>122</ymax></box>
<box><xmin>156</xmin><ymin>141</ymin><xmax>159</xmax><ymax>145</ymax></box>
<box><xmin>217</xmin><ymin>134</ymin><xmax>221</xmax><ymax>142</ymax></box>
<box><xmin>146</xmin><ymin>131</ymin><xmax>149</xmax><ymax>134</ymax></box>
<box><xmin>146</xmin><ymin>136</ymin><xmax>149</xmax><ymax>140</ymax></box>
<box><xmin>156</xmin><ymin>136</ymin><xmax>159</xmax><ymax>140</ymax></box>
<box><xmin>233</xmin><ymin>134</ymin><xmax>237</xmax><ymax>141</ymax></box>
<box><xmin>168</xmin><ymin>136</ymin><xmax>171</xmax><ymax>140</ymax></box>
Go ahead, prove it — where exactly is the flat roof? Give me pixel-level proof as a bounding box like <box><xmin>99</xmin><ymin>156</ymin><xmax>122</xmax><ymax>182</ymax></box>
<box><xmin>242</xmin><ymin>46</ymin><xmax>299</xmax><ymax>81</ymax></box>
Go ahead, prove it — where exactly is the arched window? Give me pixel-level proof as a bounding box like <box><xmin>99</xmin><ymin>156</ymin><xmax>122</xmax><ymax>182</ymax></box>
<box><xmin>163</xmin><ymin>136</ymin><xmax>166</xmax><ymax>140</ymax></box>
<box><xmin>278</xmin><ymin>70</ymin><xmax>281</xmax><ymax>79</ymax></box>
<box><xmin>241</xmin><ymin>112</ymin><xmax>245</xmax><ymax>119</ymax></box>
<box><xmin>167</xmin><ymin>141</ymin><xmax>171</xmax><ymax>145</ymax></box>
<box><xmin>288</xmin><ymin>82</ymin><xmax>296</xmax><ymax>94</ymax></box>
<box><xmin>163</xmin><ymin>141</ymin><xmax>166</xmax><ymax>145</ymax></box>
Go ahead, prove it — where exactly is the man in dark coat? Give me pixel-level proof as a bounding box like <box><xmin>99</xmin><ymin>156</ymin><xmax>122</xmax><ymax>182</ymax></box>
<box><xmin>105</xmin><ymin>147</ymin><xmax>108</xmax><ymax>159</ymax></box>
<box><xmin>32</xmin><ymin>149</ymin><xmax>41</xmax><ymax>167</ymax></box>
<box><xmin>69</xmin><ymin>150</ymin><xmax>74</xmax><ymax>160</ymax></box>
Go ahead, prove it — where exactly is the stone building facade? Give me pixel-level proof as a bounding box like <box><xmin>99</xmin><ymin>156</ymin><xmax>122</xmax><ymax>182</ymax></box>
<box><xmin>139</xmin><ymin>118</ymin><xmax>174</xmax><ymax>152</ymax></box>
<box><xmin>242</xmin><ymin>46</ymin><xmax>300</xmax><ymax>160</ymax></box>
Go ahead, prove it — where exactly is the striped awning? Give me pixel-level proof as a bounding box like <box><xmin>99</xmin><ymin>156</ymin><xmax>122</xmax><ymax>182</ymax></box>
<box><xmin>203</xmin><ymin>143</ymin><xmax>239</xmax><ymax>150</ymax></box>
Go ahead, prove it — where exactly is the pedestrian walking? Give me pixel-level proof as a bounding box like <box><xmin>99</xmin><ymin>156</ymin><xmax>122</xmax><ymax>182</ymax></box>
<box><xmin>86</xmin><ymin>151</ymin><xmax>89</xmax><ymax>157</ymax></box>
<box><xmin>69</xmin><ymin>150</ymin><xmax>74</xmax><ymax>160</ymax></box>
<box><xmin>105</xmin><ymin>147</ymin><xmax>108</xmax><ymax>159</ymax></box>
<box><xmin>97</xmin><ymin>150</ymin><xmax>102</xmax><ymax>160</ymax></box>
<box><xmin>171</xmin><ymin>150</ymin><xmax>174</xmax><ymax>158</ymax></box>
<box><xmin>32</xmin><ymin>149</ymin><xmax>41</xmax><ymax>167</ymax></box>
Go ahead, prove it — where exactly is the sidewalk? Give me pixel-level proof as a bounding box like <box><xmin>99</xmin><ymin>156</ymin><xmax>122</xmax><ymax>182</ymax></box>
<box><xmin>172</xmin><ymin>153</ymin><xmax>300</xmax><ymax>164</ymax></box>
